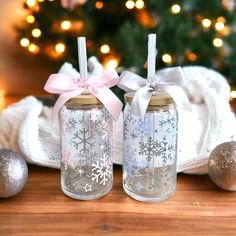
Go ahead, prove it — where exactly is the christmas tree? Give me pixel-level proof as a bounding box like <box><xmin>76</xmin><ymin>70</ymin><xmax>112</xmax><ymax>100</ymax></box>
<box><xmin>16</xmin><ymin>0</ymin><xmax>236</xmax><ymax>86</ymax></box>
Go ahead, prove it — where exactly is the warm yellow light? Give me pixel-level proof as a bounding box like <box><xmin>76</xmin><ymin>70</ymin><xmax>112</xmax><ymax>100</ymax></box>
<box><xmin>105</xmin><ymin>59</ymin><xmax>118</xmax><ymax>69</ymax></box>
<box><xmin>100</xmin><ymin>44</ymin><xmax>110</xmax><ymax>54</ymax></box>
<box><xmin>37</xmin><ymin>0</ymin><xmax>44</xmax><ymax>2</ymax></box>
<box><xmin>217</xmin><ymin>16</ymin><xmax>226</xmax><ymax>23</ymax></box>
<box><xmin>215</xmin><ymin>22</ymin><xmax>225</xmax><ymax>31</ymax></box>
<box><xmin>125</xmin><ymin>0</ymin><xmax>135</xmax><ymax>9</ymax></box>
<box><xmin>61</xmin><ymin>20</ymin><xmax>72</xmax><ymax>30</ymax></box>
<box><xmin>26</xmin><ymin>0</ymin><xmax>36</xmax><ymax>7</ymax></box>
<box><xmin>55</xmin><ymin>43</ymin><xmax>66</xmax><ymax>53</ymax></box>
<box><xmin>95</xmin><ymin>1</ymin><xmax>103</xmax><ymax>9</ymax></box>
<box><xmin>135</xmin><ymin>0</ymin><xmax>144</xmax><ymax>9</ymax></box>
<box><xmin>231</xmin><ymin>90</ymin><xmax>236</xmax><ymax>99</ymax></box>
<box><xmin>187</xmin><ymin>52</ymin><xmax>198</xmax><ymax>62</ymax></box>
<box><xmin>32</xmin><ymin>28</ymin><xmax>42</xmax><ymax>38</ymax></box>
<box><xmin>20</xmin><ymin>38</ymin><xmax>30</xmax><ymax>47</ymax></box>
<box><xmin>171</xmin><ymin>4</ymin><xmax>181</xmax><ymax>14</ymax></box>
<box><xmin>213</xmin><ymin>38</ymin><xmax>223</xmax><ymax>47</ymax></box>
<box><xmin>202</xmin><ymin>18</ymin><xmax>211</xmax><ymax>28</ymax></box>
<box><xmin>162</xmin><ymin>54</ymin><xmax>173</xmax><ymax>64</ymax></box>
<box><xmin>26</xmin><ymin>15</ymin><xmax>35</xmax><ymax>23</ymax></box>
<box><xmin>28</xmin><ymin>43</ymin><xmax>40</xmax><ymax>53</ymax></box>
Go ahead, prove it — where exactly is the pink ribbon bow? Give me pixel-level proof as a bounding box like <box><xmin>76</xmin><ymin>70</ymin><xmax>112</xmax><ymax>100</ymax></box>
<box><xmin>44</xmin><ymin>69</ymin><xmax>123</xmax><ymax>121</ymax></box>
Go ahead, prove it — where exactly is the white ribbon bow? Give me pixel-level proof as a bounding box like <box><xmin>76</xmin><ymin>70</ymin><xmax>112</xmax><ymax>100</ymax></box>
<box><xmin>118</xmin><ymin>66</ymin><xmax>191</xmax><ymax>117</ymax></box>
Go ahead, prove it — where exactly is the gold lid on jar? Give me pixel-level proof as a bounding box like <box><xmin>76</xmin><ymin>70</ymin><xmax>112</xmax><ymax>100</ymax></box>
<box><xmin>66</xmin><ymin>94</ymin><xmax>102</xmax><ymax>106</ymax></box>
<box><xmin>125</xmin><ymin>90</ymin><xmax>174</xmax><ymax>106</ymax></box>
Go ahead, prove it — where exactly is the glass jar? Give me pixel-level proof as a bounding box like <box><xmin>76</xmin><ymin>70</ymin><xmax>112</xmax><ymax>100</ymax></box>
<box><xmin>59</xmin><ymin>94</ymin><xmax>113</xmax><ymax>200</ymax></box>
<box><xmin>123</xmin><ymin>90</ymin><xmax>178</xmax><ymax>202</ymax></box>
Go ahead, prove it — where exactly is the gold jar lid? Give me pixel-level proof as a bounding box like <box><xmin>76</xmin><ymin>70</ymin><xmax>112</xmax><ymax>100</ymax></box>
<box><xmin>66</xmin><ymin>94</ymin><xmax>102</xmax><ymax>106</ymax></box>
<box><xmin>125</xmin><ymin>90</ymin><xmax>174</xmax><ymax>106</ymax></box>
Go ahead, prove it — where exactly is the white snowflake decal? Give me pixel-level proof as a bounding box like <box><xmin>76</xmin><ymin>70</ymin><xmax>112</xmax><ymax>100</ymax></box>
<box><xmin>76</xmin><ymin>166</ymin><xmax>85</xmax><ymax>177</ymax></box>
<box><xmin>91</xmin><ymin>154</ymin><xmax>112</xmax><ymax>186</ymax></box>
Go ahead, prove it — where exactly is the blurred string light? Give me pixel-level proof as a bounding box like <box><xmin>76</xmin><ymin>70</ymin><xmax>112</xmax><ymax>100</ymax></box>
<box><xmin>215</xmin><ymin>22</ymin><xmax>225</xmax><ymax>31</ymax></box>
<box><xmin>105</xmin><ymin>59</ymin><xmax>118</xmax><ymax>69</ymax></box>
<box><xmin>37</xmin><ymin>0</ymin><xmax>44</xmax><ymax>2</ymax></box>
<box><xmin>187</xmin><ymin>52</ymin><xmax>198</xmax><ymax>62</ymax></box>
<box><xmin>171</xmin><ymin>4</ymin><xmax>181</xmax><ymax>14</ymax></box>
<box><xmin>125</xmin><ymin>0</ymin><xmax>135</xmax><ymax>9</ymax></box>
<box><xmin>135</xmin><ymin>0</ymin><xmax>144</xmax><ymax>9</ymax></box>
<box><xmin>100</xmin><ymin>44</ymin><xmax>110</xmax><ymax>54</ymax></box>
<box><xmin>104</xmin><ymin>55</ymin><xmax>119</xmax><ymax>69</ymax></box>
<box><xmin>26</xmin><ymin>15</ymin><xmax>35</xmax><ymax>23</ymax></box>
<box><xmin>202</xmin><ymin>18</ymin><xmax>211</xmax><ymax>28</ymax></box>
<box><xmin>217</xmin><ymin>16</ymin><xmax>226</xmax><ymax>23</ymax></box>
<box><xmin>32</xmin><ymin>28</ymin><xmax>42</xmax><ymax>37</ymax></box>
<box><xmin>95</xmin><ymin>1</ymin><xmax>103</xmax><ymax>9</ymax></box>
<box><xmin>231</xmin><ymin>90</ymin><xmax>236</xmax><ymax>99</ymax></box>
<box><xmin>26</xmin><ymin>0</ymin><xmax>36</xmax><ymax>7</ymax></box>
<box><xmin>213</xmin><ymin>38</ymin><xmax>223</xmax><ymax>47</ymax></box>
<box><xmin>20</xmin><ymin>38</ymin><xmax>30</xmax><ymax>47</ymax></box>
<box><xmin>61</xmin><ymin>20</ymin><xmax>72</xmax><ymax>30</ymax></box>
<box><xmin>55</xmin><ymin>43</ymin><xmax>66</xmax><ymax>53</ymax></box>
<box><xmin>162</xmin><ymin>53</ymin><xmax>173</xmax><ymax>64</ymax></box>
<box><xmin>28</xmin><ymin>43</ymin><xmax>40</xmax><ymax>54</ymax></box>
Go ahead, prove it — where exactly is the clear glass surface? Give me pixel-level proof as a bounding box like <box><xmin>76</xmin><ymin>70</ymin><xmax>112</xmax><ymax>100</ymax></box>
<box><xmin>59</xmin><ymin>103</ymin><xmax>113</xmax><ymax>200</ymax></box>
<box><xmin>123</xmin><ymin>103</ymin><xmax>178</xmax><ymax>202</ymax></box>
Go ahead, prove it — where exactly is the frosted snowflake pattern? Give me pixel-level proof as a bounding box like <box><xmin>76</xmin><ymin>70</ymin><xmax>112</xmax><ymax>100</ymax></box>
<box><xmin>124</xmin><ymin>147</ymin><xmax>140</xmax><ymax>180</ymax></box>
<box><xmin>156</xmin><ymin>136</ymin><xmax>174</xmax><ymax>164</ymax></box>
<box><xmin>159</xmin><ymin>111</ymin><xmax>176</xmax><ymax>134</ymax></box>
<box><xmin>137</xmin><ymin>116</ymin><xmax>149</xmax><ymax>139</ymax></box>
<box><xmin>139</xmin><ymin>137</ymin><xmax>160</xmax><ymax>161</ymax></box>
<box><xmin>65</xmin><ymin>118</ymin><xmax>78</xmax><ymax>133</ymax></box>
<box><xmin>61</xmin><ymin>152</ymin><xmax>74</xmax><ymax>170</ymax></box>
<box><xmin>72</xmin><ymin>127</ymin><xmax>95</xmax><ymax>150</ymax></box>
<box><xmin>91</xmin><ymin>154</ymin><xmax>112</xmax><ymax>186</ymax></box>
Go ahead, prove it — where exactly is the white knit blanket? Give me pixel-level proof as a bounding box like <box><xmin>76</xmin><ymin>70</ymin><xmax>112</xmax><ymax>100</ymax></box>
<box><xmin>0</xmin><ymin>64</ymin><xmax>235</xmax><ymax>174</ymax></box>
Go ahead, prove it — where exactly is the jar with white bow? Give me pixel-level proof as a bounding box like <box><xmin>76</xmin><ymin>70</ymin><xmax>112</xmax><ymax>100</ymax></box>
<box><xmin>119</xmin><ymin>34</ymin><xmax>191</xmax><ymax>202</ymax></box>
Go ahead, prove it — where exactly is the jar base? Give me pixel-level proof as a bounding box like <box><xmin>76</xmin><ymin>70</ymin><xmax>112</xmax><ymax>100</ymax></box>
<box><xmin>123</xmin><ymin>184</ymin><xmax>176</xmax><ymax>202</ymax></box>
<box><xmin>61</xmin><ymin>184</ymin><xmax>113</xmax><ymax>200</ymax></box>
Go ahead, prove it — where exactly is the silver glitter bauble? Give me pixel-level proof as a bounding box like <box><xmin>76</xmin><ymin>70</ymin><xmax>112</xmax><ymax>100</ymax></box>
<box><xmin>0</xmin><ymin>149</ymin><xmax>28</xmax><ymax>198</ymax></box>
<box><xmin>208</xmin><ymin>141</ymin><xmax>236</xmax><ymax>191</ymax></box>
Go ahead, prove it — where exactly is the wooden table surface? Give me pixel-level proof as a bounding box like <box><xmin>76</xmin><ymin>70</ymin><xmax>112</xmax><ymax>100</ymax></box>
<box><xmin>0</xmin><ymin>165</ymin><xmax>236</xmax><ymax>236</ymax></box>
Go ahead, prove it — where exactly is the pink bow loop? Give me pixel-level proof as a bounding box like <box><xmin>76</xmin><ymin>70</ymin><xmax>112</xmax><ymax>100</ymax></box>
<box><xmin>44</xmin><ymin>69</ymin><xmax>123</xmax><ymax>121</ymax></box>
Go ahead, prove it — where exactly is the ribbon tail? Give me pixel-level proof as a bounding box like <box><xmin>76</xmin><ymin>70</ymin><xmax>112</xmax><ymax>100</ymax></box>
<box><xmin>131</xmin><ymin>87</ymin><xmax>153</xmax><ymax>117</ymax></box>
<box><xmin>52</xmin><ymin>88</ymin><xmax>86</xmax><ymax>121</ymax></box>
<box><xmin>159</xmin><ymin>84</ymin><xmax>192</xmax><ymax>112</ymax></box>
<box><xmin>118</xmin><ymin>71</ymin><xmax>148</xmax><ymax>92</ymax></box>
<box><xmin>89</xmin><ymin>86</ymin><xmax>123</xmax><ymax>121</ymax></box>
<box><xmin>157</xmin><ymin>67</ymin><xmax>186</xmax><ymax>85</ymax></box>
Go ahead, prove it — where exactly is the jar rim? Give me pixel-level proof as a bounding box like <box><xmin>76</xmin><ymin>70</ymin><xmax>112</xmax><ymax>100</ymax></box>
<box><xmin>66</xmin><ymin>94</ymin><xmax>102</xmax><ymax>105</ymax></box>
<box><xmin>125</xmin><ymin>90</ymin><xmax>174</xmax><ymax>106</ymax></box>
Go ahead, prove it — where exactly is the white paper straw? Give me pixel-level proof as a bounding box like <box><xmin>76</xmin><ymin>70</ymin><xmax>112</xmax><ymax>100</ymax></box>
<box><xmin>147</xmin><ymin>34</ymin><xmax>156</xmax><ymax>79</ymax></box>
<box><xmin>77</xmin><ymin>37</ymin><xmax>88</xmax><ymax>79</ymax></box>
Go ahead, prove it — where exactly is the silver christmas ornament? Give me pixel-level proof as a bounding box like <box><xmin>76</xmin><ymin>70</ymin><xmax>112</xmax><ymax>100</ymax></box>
<box><xmin>0</xmin><ymin>149</ymin><xmax>28</xmax><ymax>198</ymax></box>
<box><xmin>208</xmin><ymin>141</ymin><xmax>236</xmax><ymax>191</ymax></box>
